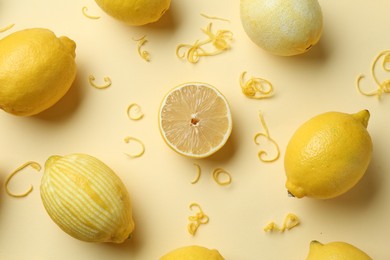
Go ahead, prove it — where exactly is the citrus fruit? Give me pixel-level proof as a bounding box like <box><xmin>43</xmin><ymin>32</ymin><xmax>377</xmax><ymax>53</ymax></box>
<box><xmin>95</xmin><ymin>0</ymin><xmax>171</xmax><ymax>26</ymax></box>
<box><xmin>160</xmin><ymin>245</ymin><xmax>225</xmax><ymax>260</ymax></box>
<box><xmin>0</xmin><ymin>28</ymin><xmax>77</xmax><ymax>116</ymax></box>
<box><xmin>40</xmin><ymin>154</ymin><xmax>134</xmax><ymax>243</ymax></box>
<box><xmin>158</xmin><ymin>82</ymin><xmax>232</xmax><ymax>159</ymax></box>
<box><xmin>284</xmin><ymin>110</ymin><xmax>373</xmax><ymax>199</ymax></box>
<box><xmin>306</xmin><ymin>240</ymin><xmax>372</xmax><ymax>260</ymax></box>
<box><xmin>240</xmin><ymin>0</ymin><xmax>323</xmax><ymax>56</ymax></box>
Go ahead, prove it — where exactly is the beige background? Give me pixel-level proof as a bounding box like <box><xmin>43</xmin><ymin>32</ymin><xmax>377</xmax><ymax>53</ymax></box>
<box><xmin>0</xmin><ymin>0</ymin><xmax>389</xmax><ymax>259</ymax></box>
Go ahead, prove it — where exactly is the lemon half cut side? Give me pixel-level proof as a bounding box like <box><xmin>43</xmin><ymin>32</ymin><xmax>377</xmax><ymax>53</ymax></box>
<box><xmin>159</xmin><ymin>82</ymin><xmax>233</xmax><ymax>159</ymax></box>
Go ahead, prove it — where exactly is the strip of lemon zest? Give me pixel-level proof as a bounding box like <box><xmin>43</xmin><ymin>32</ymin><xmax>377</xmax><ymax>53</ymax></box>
<box><xmin>82</xmin><ymin>6</ymin><xmax>100</xmax><ymax>19</ymax></box>
<box><xmin>263</xmin><ymin>222</ymin><xmax>280</xmax><ymax>232</ymax></box>
<box><xmin>212</xmin><ymin>167</ymin><xmax>232</xmax><ymax>186</ymax></box>
<box><xmin>264</xmin><ymin>213</ymin><xmax>300</xmax><ymax>233</ymax></box>
<box><xmin>200</xmin><ymin>13</ymin><xmax>230</xmax><ymax>22</ymax></box>
<box><xmin>356</xmin><ymin>50</ymin><xmax>390</xmax><ymax>99</ymax></box>
<box><xmin>254</xmin><ymin>111</ymin><xmax>280</xmax><ymax>163</ymax></box>
<box><xmin>127</xmin><ymin>103</ymin><xmax>144</xmax><ymax>120</ymax></box>
<box><xmin>124</xmin><ymin>136</ymin><xmax>145</xmax><ymax>158</ymax></box>
<box><xmin>88</xmin><ymin>75</ymin><xmax>112</xmax><ymax>89</ymax></box>
<box><xmin>132</xmin><ymin>35</ymin><xmax>151</xmax><ymax>62</ymax></box>
<box><xmin>0</xmin><ymin>23</ymin><xmax>15</xmax><ymax>33</ymax></box>
<box><xmin>5</xmin><ymin>161</ymin><xmax>41</xmax><ymax>198</ymax></box>
<box><xmin>191</xmin><ymin>163</ymin><xmax>201</xmax><ymax>184</ymax></box>
<box><xmin>187</xmin><ymin>202</ymin><xmax>209</xmax><ymax>236</ymax></box>
<box><xmin>240</xmin><ymin>71</ymin><xmax>274</xmax><ymax>99</ymax></box>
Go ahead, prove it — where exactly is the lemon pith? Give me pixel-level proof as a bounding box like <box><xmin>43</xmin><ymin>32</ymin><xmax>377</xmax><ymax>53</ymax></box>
<box><xmin>284</xmin><ymin>110</ymin><xmax>373</xmax><ymax>199</ymax></box>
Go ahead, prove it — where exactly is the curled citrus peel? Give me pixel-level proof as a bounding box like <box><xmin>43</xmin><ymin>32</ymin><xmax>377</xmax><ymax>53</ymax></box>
<box><xmin>82</xmin><ymin>6</ymin><xmax>100</xmax><ymax>19</ymax></box>
<box><xmin>212</xmin><ymin>167</ymin><xmax>232</xmax><ymax>186</ymax></box>
<box><xmin>254</xmin><ymin>111</ymin><xmax>280</xmax><ymax>162</ymax></box>
<box><xmin>127</xmin><ymin>103</ymin><xmax>144</xmax><ymax>120</ymax></box>
<box><xmin>200</xmin><ymin>13</ymin><xmax>230</xmax><ymax>22</ymax></box>
<box><xmin>0</xmin><ymin>23</ymin><xmax>15</xmax><ymax>33</ymax></box>
<box><xmin>357</xmin><ymin>50</ymin><xmax>390</xmax><ymax>99</ymax></box>
<box><xmin>191</xmin><ymin>163</ymin><xmax>202</xmax><ymax>184</ymax></box>
<box><xmin>133</xmin><ymin>35</ymin><xmax>150</xmax><ymax>62</ymax></box>
<box><xmin>124</xmin><ymin>136</ymin><xmax>145</xmax><ymax>158</ymax></box>
<box><xmin>176</xmin><ymin>23</ymin><xmax>233</xmax><ymax>64</ymax></box>
<box><xmin>187</xmin><ymin>202</ymin><xmax>209</xmax><ymax>236</ymax></box>
<box><xmin>264</xmin><ymin>213</ymin><xmax>300</xmax><ymax>232</ymax></box>
<box><xmin>5</xmin><ymin>161</ymin><xmax>41</xmax><ymax>198</ymax></box>
<box><xmin>240</xmin><ymin>71</ymin><xmax>274</xmax><ymax>99</ymax></box>
<box><xmin>88</xmin><ymin>75</ymin><xmax>112</xmax><ymax>89</ymax></box>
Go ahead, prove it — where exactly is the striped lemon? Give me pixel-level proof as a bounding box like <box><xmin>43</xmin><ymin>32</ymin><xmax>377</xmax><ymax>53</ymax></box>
<box><xmin>40</xmin><ymin>154</ymin><xmax>134</xmax><ymax>243</ymax></box>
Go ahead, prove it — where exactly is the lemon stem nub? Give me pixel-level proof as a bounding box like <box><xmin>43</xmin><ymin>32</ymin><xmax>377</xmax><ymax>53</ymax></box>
<box><xmin>287</xmin><ymin>191</ymin><xmax>295</xmax><ymax>197</ymax></box>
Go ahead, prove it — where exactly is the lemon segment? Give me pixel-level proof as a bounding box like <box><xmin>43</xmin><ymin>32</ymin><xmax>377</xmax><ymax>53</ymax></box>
<box><xmin>158</xmin><ymin>82</ymin><xmax>232</xmax><ymax>158</ymax></box>
<box><xmin>0</xmin><ymin>28</ymin><xmax>77</xmax><ymax>116</ymax></box>
<box><xmin>160</xmin><ymin>245</ymin><xmax>225</xmax><ymax>260</ymax></box>
<box><xmin>284</xmin><ymin>110</ymin><xmax>373</xmax><ymax>199</ymax></box>
<box><xmin>306</xmin><ymin>240</ymin><xmax>372</xmax><ymax>260</ymax></box>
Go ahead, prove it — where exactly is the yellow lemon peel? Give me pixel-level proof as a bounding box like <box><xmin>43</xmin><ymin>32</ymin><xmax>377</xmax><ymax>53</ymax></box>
<box><xmin>133</xmin><ymin>35</ymin><xmax>150</xmax><ymax>62</ymax></box>
<box><xmin>5</xmin><ymin>161</ymin><xmax>41</xmax><ymax>198</ymax></box>
<box><xmin>240</xmin><ymin>71</ymin><xmax>274</xmax><ymax>99</ymax></box>
<box><xmin>191</xmin><ymin>163</ymin><xmax>202</xmax><ymax>184</ymax></box>
<box><xmin>88</xmin><ymin>75</ymin><xmax>112</xmax><ymax>89</ymax></box>
<box><xmin>212</xmin><ymin>167</ymin><xmax>232</xmax><ymax>186</ymax></box>
<box><xmin>127</xmin><ymin>103</ymin><xmax>144</xmax><ymax>120</ymax></box>
<box><xmin>176</xmin><ymin>23</ymin><xmax>233</xmax><ymax>64</ymax></box>
<box><xmin>254</xmin><ymin>111</ymin><xmax>280</xmax><ymax>162</ymax></box>
<box><xmin>82</xmin><ymin>6</ymin><xmax>101</xmax><ymax>19</ymax></box>
<box><xmin>187</xmin><ymin>202</ymin><xmax>209</xmax><ymax>236</ymax></box>
<box><xmin>0</xmin><ymin>23</ymin><xmax>15</xmax><ymax>33</ymax></box>
<box><xmin>264</xmin><ymin>213</ymin><xmax>300</xmax><ymax>232</ymax></box>
<box><xmin>200</xmin><ymin>13</ymin><xmax>230</xmax><ymax>22</ymax></box>
<box><xmin>357</xmin><ymin>50</ymin><xmax>390</xmax><ymax>99</ymax></box>
<box><xmin>124</xmin><ymin>136</ymin><xmax>145</xmax><ymax>158</ymax></box>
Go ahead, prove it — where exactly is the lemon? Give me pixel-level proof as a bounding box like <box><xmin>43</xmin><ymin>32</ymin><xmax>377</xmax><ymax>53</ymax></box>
<box><xmin>158</xmin><ymin>82</ymin><xmax>233</xmax><ymax>159</ymax></box>
<box><xmin>95</xmin><ymin>0</ymin><xmax>171</xmax><ymax>26</ymax></box>
<box><xmin>160</xmin><ymin>245</ymin><xmax>225</xmax><ymax>260</ymax></box>
<box><xmin>40</xmin><ymin>154</ymin><xmax>134</xmax><ymax>243</ymax></box>
<box><xmin>306</xmin><ymin>240</ymin><xmax>372</xmax><ymax>260</ymax></box>
<box><xmin>0</xmin><ymin>28</ymin><xmax>77</xmax><ymax>116</ymax></box>
<box><xmin>284</xmin><ymin>110</ymin><xmax>373</xmax><ymax>199</ymax></box>
<box><xmin>240</xmin><ymin>0</ymin><xmax>323</xmax><ymax>56</ymax></box>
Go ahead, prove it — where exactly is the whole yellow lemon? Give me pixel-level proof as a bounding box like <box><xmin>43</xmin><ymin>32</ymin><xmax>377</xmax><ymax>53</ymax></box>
<box><xmin>306</xmin><ymin>240</ymin><xmax>372</xmax><ymax>260</ymax></box>
<box><xmin>0</xmin><ymin>28</ymin><xmax>77</xmax><ymax>116</ymax></box>
<box><xmin>95</xmin><ymin>0</ymin><xmax>171</xmax><ymax>26</ymax></box>
<box><xmin>284</xmin><ymin>110</ymin><xmax>373</xmax><ymax>199</ymax></box>
<box><xmin>160</xmin><ymin>245</ymin><xmax>225</xmax><ymax>260</ymax></box>
<box><xmin>240</xmin><ymin>0</ymin><xmax>323</xmax><ymax>56</ymax></box>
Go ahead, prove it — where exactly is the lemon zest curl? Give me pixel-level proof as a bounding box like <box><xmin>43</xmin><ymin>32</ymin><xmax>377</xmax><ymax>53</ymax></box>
<box><xmin>264</xmin><ymin>213</ymin><xmax>300</xmax><ymax>232</ymax></box>
<box><xmin>88</xmin><ymin>75</ymin><xmax>112</xmax><ymax>89</ymax></box>
<box><xmin>191</xmin><ymin>163</ymin><xmax>202</xmax><ymax>184</ymax></box>
<box><xmin>82</xmin><ymin>6</ymin><xmax>100</xmax><ymax>20</ymax></box>
<box><xmin>187</xmin><ymin>202</ymin><xmax>209</xmax><ymax>236</ymax></box>
<box><xmin>200</xmin><ymin>13</ymin><xmax>230</xmax><ymax>22</ymax></box>
<box><xmin>212</xmin><ymin>167</ymin><xmax>232</xmax><ymax>186</ymax></box>
<box><xmin>133</xmin><ymin>35</ymin><xmax>150</xmax><ymax>62</ymax></box>
<box><xmin>127</xmin><ymin>103</ymin><xmax>144</xmax><ymax>120</ymax></box>
<box><xmin>5</xmin><ymin>161</ymin><xmax>41</xmax><ymax>198</ymax></box>
<box><xmin>254</xmin><ymin>111</ymin><xmax>280</xmax><ymax>163</ymax></box>
<box><xmin>240</xmin><ymin>71</ymin><xmax>274</xmax><ymax>99</ymax></box>
<box><xmin>124</xmin><ymin>136</ymin><xmax>145</xmax><ymax>158</ymax></box>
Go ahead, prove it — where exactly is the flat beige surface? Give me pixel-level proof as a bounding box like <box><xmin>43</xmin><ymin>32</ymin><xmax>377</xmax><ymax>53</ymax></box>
<box><xmin>1</xmin><ymin>0</ymin><xmax>389</xmax><ymax>259</ymax></box>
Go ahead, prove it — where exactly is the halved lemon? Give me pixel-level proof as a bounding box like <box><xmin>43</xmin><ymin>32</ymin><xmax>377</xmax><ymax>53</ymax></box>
<box><xmin>159</xmin><ymin>82</ymin><xmax>233</xmax><ymax>158</ymax></box>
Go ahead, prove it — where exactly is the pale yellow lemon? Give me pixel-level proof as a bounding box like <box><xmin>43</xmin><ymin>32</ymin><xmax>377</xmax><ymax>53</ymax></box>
<box><xmin>0</xmin><ymin>28</ymin><xmax>76</xmax><ymax>116</ymax></box>
<box><xmin>284</xmin><ymin>110</ymin><xmax>373</xmax><ymax>199</ymax></box>
<box><xmin>40</xmin><ymin>154</ymin><xmax>134</xmax><ymax>243</ymax></box>
<box><xmin>95</xmin><ymin>0</ymin><xmax>171</xmax><ymax>26</ymax></box>
<box><xmin>240</xmin><ymin>0</ymin><xmax>323</xmax><ymax>56</ymax></box>
<box><xmin>158</xmin><ymin>82</ymin><xmax>233</xmax><ymax>159</ymax></box>
<box><xmin>160</xmin><ymin>245</ymin><xmax>225</xmax><ymax>260</ymax></box>
<box><xmin>306</xmin><ymin>240</ymin><xmax>372</xmax><ymax>260</ymax></box>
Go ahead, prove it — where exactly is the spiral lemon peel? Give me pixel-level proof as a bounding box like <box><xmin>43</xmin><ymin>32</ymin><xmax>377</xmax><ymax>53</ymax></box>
<box><xmin>212</xmin><ymin>167</ymin><xmax>232</xmax><ymax>186</ymax></box>
<box><xmin>88</xmin><ymin>75</ymin><xmax>112</xmax><ymax>89</ymax></box>
<box><xmin>191</xmin><ymin>163</ymin><xmax>202</xmax><ymax>184</ymax></box>
<box><xmin>187</xmin><ymin>203</ymin><xmax>209</xmax><ymax>236</ymax></box>
<box><xmin>254</xmin><ymin>111</ymin><xmax>280</xmax><ymax>163</ymax></box>
<box><xmin>264</xmin><ymin>213</ymin><xmax>300</xmax><ymax>232</ymax></box>
<box><xmin>127</xmin><ymin>103</ymin><xmax>144</xmax><ymax>120</ymax></box>
<box><xmin>200</xmin><ymin>13</ymin><xmax>230</xmax><ymax>22</ymax></box>
<box><xmin>176</xmin><ymin>23</ymin><xmax>233</xmax><ymax>64</ymax></box>
<box><xmin>82</xmin><ymin>6</ymin><xmax>100</xmax><ymax>19</ymax></box>
<box><xmin>0</xmin><ymin>23</ymin><xmax>15</xmax><ymax>33</ymax></box>
<box><xmin>357</xmin><ymin>50</ymin><xmax>390</xmax><ymax>99</ymax></box>
<box><xmin>5</xmin><ymin>161</ymin><xmax>41</xmax><ymax>198</ymax></box>
<box><xmin>240</xmin><ymin>71</ymin><xmax>274</xmax><ymax>99</ymax></box>
<box><xmin>133</xmin><ymin>35</ymin><xmax>150</xmax><ymax>62</ymax></box>
<box><xmin>124</xmin><ymin>136</ymin><xmax>145</xmax><ymax>158</ymax></box>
